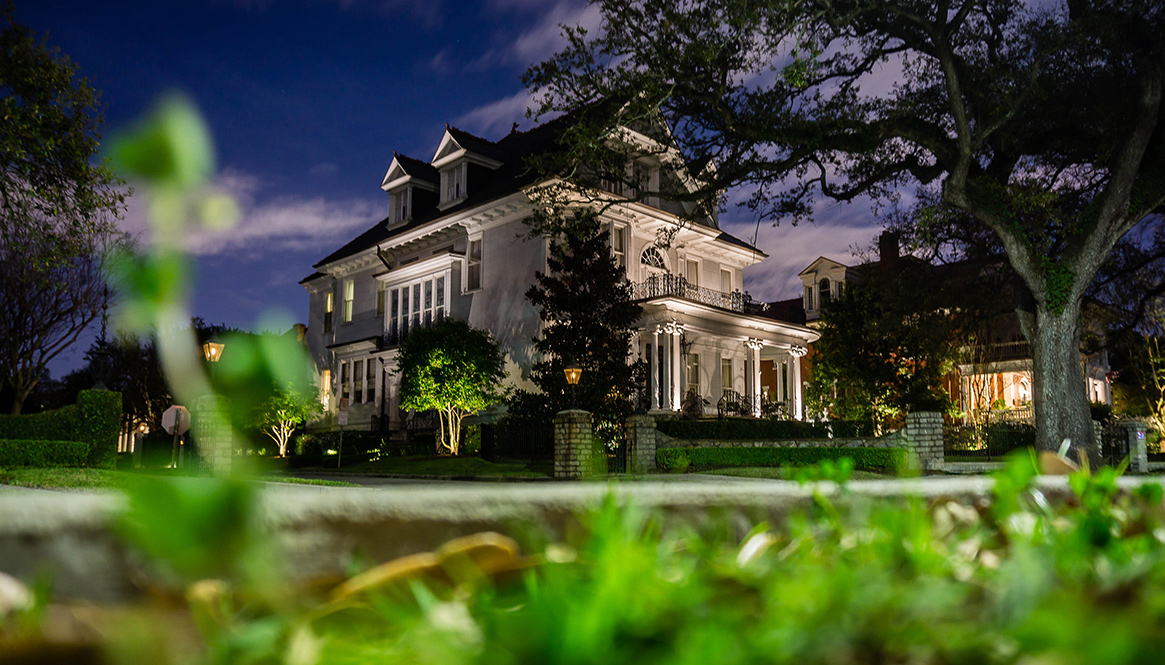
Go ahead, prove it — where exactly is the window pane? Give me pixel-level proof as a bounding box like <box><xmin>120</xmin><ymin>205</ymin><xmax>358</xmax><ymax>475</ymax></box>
<box><xmin>377</xmin><ymin>282</ymin><xmax>385</xmax><ymax>314</ymax></box>
<box><xmin>424</xmin><ymin>280</ymin><xmax>432</xmax><ymax>312</ymax></box>
<box><xmin>436</xmin><ymin>276</ymin><xmax>445</xmax><ymax>308</ymax></box>
<box><xmin>367</xmin><ymin>360</ymin><xmax>376</xmax><ymax>404</ymax></box>
<box><xmin>413</xmin><ymin>284</ymin><xmax>420</xmax><ymax>311</ymax></box>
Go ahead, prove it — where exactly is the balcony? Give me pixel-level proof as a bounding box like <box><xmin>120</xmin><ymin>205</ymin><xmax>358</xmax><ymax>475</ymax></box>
<box><xmin>631</xmin><ymin>273</ymin><xmax>763</xmax><ymax>314</ymax></box>
<box><xmin>961</xmin><ymin>340</ymin><xmax>1031</xmax><ymax>363</ymax></box>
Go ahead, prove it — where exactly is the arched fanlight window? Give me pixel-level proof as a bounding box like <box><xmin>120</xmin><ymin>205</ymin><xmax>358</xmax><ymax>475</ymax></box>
<box><xmin>640</xmin><ymin>247</ymin><xmax>665</xmax><ymax>269</ymax></box>
<box><xmin>818</xmin><ymin>278</ymin><xmax>831</xmax><ymax>306</ymax></box>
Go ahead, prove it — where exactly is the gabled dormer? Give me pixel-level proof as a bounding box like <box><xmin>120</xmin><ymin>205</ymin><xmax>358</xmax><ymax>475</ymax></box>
<box><xmin>798</xmin><ymin>256</ymin><xmax>850</xmax><ymax>322</ymax></box>
<box><xmin>381</xmin><ymin>152</ymin><xmax>440</xmax><ymax>227</ymax></box>
<box><xmin>431</xmin><ymin>125</ymin><xmax>506</xmax><ymax>210</ymax></box>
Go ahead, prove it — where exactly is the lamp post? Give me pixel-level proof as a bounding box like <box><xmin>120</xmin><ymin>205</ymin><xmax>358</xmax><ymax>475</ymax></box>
<box><xmin>564</xmin><ymin>363</ymin><xmax>582</xmax><ymax>409</ymax></box>
<box><xmin>198</xmin><ymin>333</ymin><xmax>230</xmax><ymax>476</ymax></box>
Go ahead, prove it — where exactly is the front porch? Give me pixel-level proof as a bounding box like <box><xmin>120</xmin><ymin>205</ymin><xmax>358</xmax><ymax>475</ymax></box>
<box><xmin>631</xmin><ymin>291</ymin><xmax>818</xmax><ymax>419</ymax></box>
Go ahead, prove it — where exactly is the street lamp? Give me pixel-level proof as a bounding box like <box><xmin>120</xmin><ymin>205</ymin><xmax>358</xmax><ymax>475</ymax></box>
<box><xmin>564</xmin><ymin>363</ymin><xmax>582</xmax><ymax>409</ymax></box>
<box><xmin>202</xmin><ymin>334</ymin><xmax>225</xmax><ymax>364</ymax></box>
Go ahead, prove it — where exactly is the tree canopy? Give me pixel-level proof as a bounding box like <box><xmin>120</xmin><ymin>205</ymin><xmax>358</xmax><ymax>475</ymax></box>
<box><xmin>396</xmin><ymin>318</ymin><xmax>506</xmax><ymax>455</ymax></box>
<box><xmin>0</xmin><ymin>10</ymin><xmax>126</xmax><ymax>413</ymax></box>
<box><xmin>524</xmin><ymin>0</ymin><xmax>1165</xmax><ymax>454</ymax></box>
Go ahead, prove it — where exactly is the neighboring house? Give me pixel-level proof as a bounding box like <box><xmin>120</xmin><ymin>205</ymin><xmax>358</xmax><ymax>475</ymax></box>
<box><xmin>791</xmin><ymin>233</ymin><xmax>1112</xmax><ymax>423</ymax></box>
<box><xmin>302</xmin><ymin>116</ymin><xmax>819</xmax><ymax>432</ymax></box>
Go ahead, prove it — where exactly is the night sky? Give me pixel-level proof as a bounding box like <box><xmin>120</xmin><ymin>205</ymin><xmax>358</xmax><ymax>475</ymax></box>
<box><xmin>18</xmin><ymin>0</ymin><xmax>882</xmax><ymax>377</ymax></box>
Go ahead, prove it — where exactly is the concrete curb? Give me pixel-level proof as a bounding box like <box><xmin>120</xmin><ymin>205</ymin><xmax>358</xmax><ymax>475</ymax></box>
<box><xmin>3</xmin><ymin>476</ymin><xmax>1163</xmax><ymax>603</ymax></box>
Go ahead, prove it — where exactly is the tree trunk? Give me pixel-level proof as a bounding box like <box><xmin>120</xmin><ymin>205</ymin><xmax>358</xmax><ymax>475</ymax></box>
<box><xmin>1021</xmin><ymin>302</ymin><xmax>1097</xmax><ymax>463</ymax></box>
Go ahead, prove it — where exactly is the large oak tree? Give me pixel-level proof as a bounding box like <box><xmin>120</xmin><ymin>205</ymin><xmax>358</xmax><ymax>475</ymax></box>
<box><xmin>524</xmin><ymin>0</ymin><xmax>1165</xmax><ymax>454</ymax></box>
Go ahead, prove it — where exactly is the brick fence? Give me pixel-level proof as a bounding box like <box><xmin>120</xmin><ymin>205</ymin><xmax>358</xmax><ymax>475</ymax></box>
<box><xmin>553</xmin><ymin>409</ymin><xmax>592</xmax><ymax>479</ymax></box>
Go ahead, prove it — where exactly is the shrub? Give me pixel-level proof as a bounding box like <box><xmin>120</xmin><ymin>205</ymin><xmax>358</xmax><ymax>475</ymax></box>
<box><xmin>657</xmin><ymin>446</ymin><xmax>907</xmax><ymax>474</ymax></box>
<box><xmin>0</xmin><ymin>390</ymin><xmax>121</xmax><ymax>468</ymax></box>
<box><xmin>657</xmin><ymin>419</ymin><xmax>873</xmax><ymax>441</ymax></box>
<box><xmin>1089</xmin><ymin>401</ymin><xmax>1115</xmax><ymax>424</ymax></box>
<box><xmin>656</xmin><ymin>449</ymin><xmax>691</xmax><ymax>473</ymax></box>
<box><xmin>0</xmin><ymin>439</ymin><xmax>89</xmax><ymax>468</ymax></box>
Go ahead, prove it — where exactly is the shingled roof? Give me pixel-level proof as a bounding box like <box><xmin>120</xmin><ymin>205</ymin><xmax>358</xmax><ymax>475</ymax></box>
<box><xmin>312</xmin><ymin>111</ymin><xmax>761</xmax><ymax>269</ymax></box>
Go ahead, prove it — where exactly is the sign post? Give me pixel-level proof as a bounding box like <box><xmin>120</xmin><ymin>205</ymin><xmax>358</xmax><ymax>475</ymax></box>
<box><xmin>337</xmin><ymin>397</ymin><xmax>349</xmax><ymax>469</ymax></box>
<box><xmin>161</xmin><ymin>405</ymin><xmax>190</xmax><ymax>469</ymax></box>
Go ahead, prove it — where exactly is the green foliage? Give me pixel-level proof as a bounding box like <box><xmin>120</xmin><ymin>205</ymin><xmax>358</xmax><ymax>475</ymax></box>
<box><xmin>0</xmin><ymin>389</ymin><xmax>120</xmax><ymax>467</ymax></box>
<box><xmin>656</xmin><ymin>448</ymin><xmax>690</xmax><ymax>473</ymax></box>
<box><xmin>254</xmin><ymin>381</ymin><xmax>321</xmax><ymax>457</ymax></box>
<box><xmin>657</xmin><ymin>446</ymin><xmax>908</xmax><ymax>474</ymax></box>
<box><xmin>397</xmin><ymin>319</ymin><xmax>506</xmax><ymax>455</ymax></box>
<box><xmin>807</xmin><ymin>265</ymin><xmax>961</xmax><ymax>427</ymax></box>
<box><xmin>76</xmin><ymin>389</ymin><xmax>120</xmax><ymax>468</ymax></box>
<box><xmin>1089</xmin><ymin>401</ymin><xmax>1116</xmax><ymax>424</ymax></box>
<box><xmin>657</xmin><ymin>418</ymin><xmax>872</xmax><ymax>440</ymax></box>
<box><xmin>0</xmin><ymin>439</ymin><xmax>88</xmax><ymax>467</ymax></box>
<box><xmin>517</xmin><ymin>209</ymin><xmax>644</xmax><ymax>441</ymax></box>
<box><xmin>117</xmin><ymin>477</ymin><xmax>264</xmax><ymax>586</ymax></box>
<box><xmin>787</xmin><ymin>457</ymin><xmax>856</xmax><ymax>485</ymax></box>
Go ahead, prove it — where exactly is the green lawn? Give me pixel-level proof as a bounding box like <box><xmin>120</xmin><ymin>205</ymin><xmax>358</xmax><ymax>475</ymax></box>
<box><xmin>695</xmin><ymin>466</ymin><xmax>894</xmax><ymax>480</ymax></box>
<box><xmin>308</xmin><ymin>455</ymin><xmax>550</xmax><ymax>478</ymax></box>
<box><xmin>0</xmin><ymin>467</ymin><xmax>360</xmax><ymax>490</ymax></box>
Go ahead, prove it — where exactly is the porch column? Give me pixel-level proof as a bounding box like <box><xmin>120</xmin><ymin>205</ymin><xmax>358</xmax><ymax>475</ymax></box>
<box><xmin>661</xmin><ymin>327</ymin><xmax>671</xmax><ymax>410</ymax></box>
<box><xmin>790</xmin><ymin>345</ymin><xmax>807</xmax><ymax>420</ymax></box>
<box><xmin>747</xmin><ymin>339</ymin><xmax>763</xmax><ymax>417</ymax></box>
<box><xmin>671</xmin><ymin>325</ymin><xmax>682</xmax><ymax>410</ymax></box>
<box><xmin>650</xmin><ymin>327</ymin><xmax>660</xmax><ymax>411</ymax></box>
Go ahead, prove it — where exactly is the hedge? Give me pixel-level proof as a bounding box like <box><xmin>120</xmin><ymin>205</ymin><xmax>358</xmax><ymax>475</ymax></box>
<box><xmin>0</xmin><ymin>390</ymin><xmax>121</xmax><ymax>468</ymax></box>
<box><xmin>656</xmin><ymin>446</ymin><xmax>908</xmax><ymax>474</ymax></box>
<box><xmin>656</xmin><ymin>419</ymin><xmax>874</xmax><ymax>441</ymax></box>
<box><xmin>290</xmin><ymin>430</ymin><xmax>432</xmax><ymax>468</ymax></box>
<box><xmin>0</xmin><ymin>439</ymin><xmax>89</xmax><ymax>468</ymax></box>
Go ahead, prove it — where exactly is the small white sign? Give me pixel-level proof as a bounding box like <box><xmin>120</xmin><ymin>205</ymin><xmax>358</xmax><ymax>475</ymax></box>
<box><xmin>337</xmin><ymin>397</ymin><xmax>349</xmax><ymax>427</ymax></box>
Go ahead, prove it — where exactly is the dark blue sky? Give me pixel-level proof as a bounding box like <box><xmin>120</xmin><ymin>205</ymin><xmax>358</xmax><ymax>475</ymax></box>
<box><xmin>20</xmin><ymin>0</ymin><xmax>880</xmax><ymax>376</ymax></box>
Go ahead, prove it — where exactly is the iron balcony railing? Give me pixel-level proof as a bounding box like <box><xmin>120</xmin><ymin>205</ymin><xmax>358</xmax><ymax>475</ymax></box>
<box><xmin>632</xmin><ymin>273</ymin><xmax>763</xmax><ymax>314</ymax></box>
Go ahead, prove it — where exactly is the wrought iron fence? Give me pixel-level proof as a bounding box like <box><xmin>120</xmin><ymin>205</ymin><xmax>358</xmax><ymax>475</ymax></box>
<box><xmin>493</xmin><ymin>421</ymin><xmax>554</xmax><ymax>462</ymax></box>
<box><xmin>943</xmin><ymin>423</ymin><xmax>1035</xmax><ymax>462</ymax></box>
<box><xmin>631</xmin><ymin>273</ymin><xmax>757</xmax><ymax>313</ymax></box>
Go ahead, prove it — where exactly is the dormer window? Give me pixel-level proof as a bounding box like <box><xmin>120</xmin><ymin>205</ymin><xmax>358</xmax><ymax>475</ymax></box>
<box><xmin>442</xmin><ymin>163</ymin><xmax>466</xmax><ymax>204</ymax></box>
<box><xmin>819</xmin><ymin>278</ymin><xmax>831</xmax><ymax>307</ymax></box>
<box><xmin>391</xmin><ymin>188</ymin><xmax>411</xmax><ymax>224</ymax></box>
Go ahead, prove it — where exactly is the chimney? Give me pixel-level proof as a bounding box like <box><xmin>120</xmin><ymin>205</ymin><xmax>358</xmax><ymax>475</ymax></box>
<box><xmin>878</xmin><ymin>232</ymin><xmax>900</xmax><ymax>271</ymax></box>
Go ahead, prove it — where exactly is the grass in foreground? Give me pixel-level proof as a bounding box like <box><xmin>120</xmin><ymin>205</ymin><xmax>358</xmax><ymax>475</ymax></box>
<box><xmin>0</xmin><ymin>467</ymin><xmax>360</xmax><ymax>490</ymax></box>
<box><xmin>314</xmin><ymin>454</ymin><xmax>549</xmax><ymax>478</ymax></box>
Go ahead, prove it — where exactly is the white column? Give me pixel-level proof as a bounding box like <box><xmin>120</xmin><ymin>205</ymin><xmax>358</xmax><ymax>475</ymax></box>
<box><xmin>650</xmin><ymin>327</ymin><xmax>660</xmax><ymax>411</ymax></box>
<box><xmin>753</xmin><ymin>344</ymin><xmax>762</xmax><ymax>416</ymax></box>
<box><xmin>790</xmin><ymin>345</ymin><xmax>806</xmax><ymax>420</ymax></box>
<box><xmin>661</xmin><ymin>328</ymin><xmax>670</xmax><ymax>410</ymax></box>
<box><xmin>671</xmin><ymin>328</ymin><xmax>681</xmax><ymax>410</ymax></box>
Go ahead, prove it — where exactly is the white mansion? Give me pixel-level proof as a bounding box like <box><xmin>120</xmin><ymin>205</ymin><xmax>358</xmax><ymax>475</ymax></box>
<box><xmin>301</xmin><ymin>117</ymin><xmax>819</xmax><ymax>431</ymax></box>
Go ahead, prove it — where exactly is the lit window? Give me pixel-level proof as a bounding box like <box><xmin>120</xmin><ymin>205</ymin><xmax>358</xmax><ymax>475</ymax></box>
<box><xmin>445</xmin><ymin>164</ymin><xmax>464</xmax><ymax>201</ymax></box>
<box><xmin>467</xmin><ymin>239</ymin><xmax>482</xmax><ymax>291</ymax></box>
<box><xmin>721</xmin><ymin>358</ymin><xmax>733</xmax><ymax>396</ymax></box>
<box><xmin>343</xmin><ymin>279</ymin><xmax>354</xmax><ymax>323</ymax></box>
<box><xmin>720</xmin><ymin>268</ymin><xmax>732</xmax><ymax>292</ymax></box>
<box><xmin>640</xmin><ymin>247</ymin><xmax>665</xmax><ymax>269</ymax></box>
<box><xmin>324</xmin><ymin>292</ymin><xmax>334</xmax><ymax>333</ymax></box>
<box><xmin>687</xmin><ymin>354</ymin><xmax>700</xmax><ymax>393</ymax></box>
<box><xmin>320</xmin><ymin>369</ymin><xmax>331</xmax><ymax>408</ymax></box>
<box><xmin>377</xmin><ymin>281</ymin><xmax>386</xmax><ymax>315</ymax></box>
<box><xmin>804</xmin><ymin>285</ymin><xmax>815</xmax><ymax>311</ymax></box>
<box><xmin>393</xmin><ymin>188</ymin><xmax>411</xmax><ymax>223</ymax></box>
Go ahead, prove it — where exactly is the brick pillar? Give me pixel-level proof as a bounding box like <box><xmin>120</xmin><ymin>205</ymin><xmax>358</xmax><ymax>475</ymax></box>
<box><xmin>554</xmin><ymin>409</ymin><xmax>592</xmax><ymax>479</ymax></box>
<box><xmin>904</xmin><ymin>411</ymin><xmax>944</xmax><ymax>473</ymax></box>
<box><xmin>1123</xmin><ymin>421</ymin><xmax>1148</xmax><ymax>473</ymax></box>
<box><xmin>625</xmin><ymin>414</ymin><xmax>657</xmax><ymax>474</ymax></box>
<box><xmin>194</xmin><ymin>394</ymin><xmax>232</xmax><ymax>477</ymax></box>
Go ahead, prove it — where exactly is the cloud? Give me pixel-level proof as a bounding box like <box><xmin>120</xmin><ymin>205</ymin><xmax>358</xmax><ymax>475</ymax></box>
<box><xmin>469</xmin><ymin>0</ymin><xmax>600</xmax><ymax>71</ymax></box>
<box><xmin>118</xmin><ymin>168</ymin><xmax>382</xmax><ymax>259</ymax></box>
<box><xmin>453</xmin><ymin>87</ymin><xmax>543</xmax><ymax>138</ymax></box>
<box><xmin>724</xmin><ymin>198</ymin><xmax>884</xmax><ymax>303</ymax></box>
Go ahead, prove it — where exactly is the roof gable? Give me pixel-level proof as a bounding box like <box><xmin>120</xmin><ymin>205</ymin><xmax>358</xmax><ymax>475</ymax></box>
<box><xmin>432</xmin><ymin>125</ymin><xmax>507</xmax><ymax>169</ymax></box>
<box><xmin>381</xmin><ymin>153</ymin><xmax>439</xmax><ymax>192</ymax></box>
<box><xmin>798</xmin><ymin>256</ymin><xmax>851</xmax><ymax>277</ymax></box>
